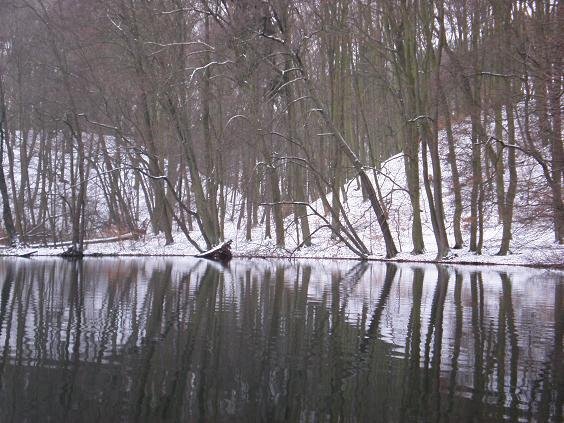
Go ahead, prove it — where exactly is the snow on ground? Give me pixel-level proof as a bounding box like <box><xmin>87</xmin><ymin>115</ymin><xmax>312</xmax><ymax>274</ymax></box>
<box><xmin>1</xmin><ymin>121</ymin><xmax>563</xmax><ymax>267</ymax></box>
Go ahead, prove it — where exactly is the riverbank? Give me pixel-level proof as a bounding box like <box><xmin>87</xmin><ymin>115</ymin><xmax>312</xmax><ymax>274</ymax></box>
<box><xmin>2</xmin><ymin>231</ymin><xmax>562</xmax><ymax>269</ymax></box>
<box><xmin>3</xmin><ymin>128</ymin><xmax>562</xmax><ymax>269</ymax></box>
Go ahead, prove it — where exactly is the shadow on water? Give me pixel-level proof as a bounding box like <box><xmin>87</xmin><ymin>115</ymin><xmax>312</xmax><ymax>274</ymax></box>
<box><xmin>0</xmin><ymin>258</ymin><xmax>561</xmax><ymax>422</ymax></box>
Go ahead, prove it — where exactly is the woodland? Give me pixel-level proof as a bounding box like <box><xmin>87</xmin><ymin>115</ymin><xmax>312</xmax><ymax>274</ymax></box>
<box><xmin>0</xmin><ymin>0</ymin><xmax>561</xmax><ymax>259</ymax></box>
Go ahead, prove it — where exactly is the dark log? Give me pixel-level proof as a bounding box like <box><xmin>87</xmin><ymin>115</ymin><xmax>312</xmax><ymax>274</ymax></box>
<box><xmin>195</xmin><ymin>240</ymin><xmax>233</xmax><ymax>263</ymax></box>
<box><xmin>59</xmin><ymin>246</ymin><xmax>84</xmax><ymax>258</ymax></box>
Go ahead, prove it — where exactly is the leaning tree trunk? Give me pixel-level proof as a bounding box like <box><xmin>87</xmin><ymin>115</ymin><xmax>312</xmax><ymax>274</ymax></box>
<box><xmin>421</xmin><ymin>16</ymin><xmax>450</xmax><ymax>260</ymax></box>
<box><xmin>304</xmin><ymin>78</ymin><xmax>398</xmax><ymax>258</ymax></box>
<box><xmin>259</xmin><ymin>10</ymin><xmax>397</xmax><ymax>257</ymax></box>
<box><xmin>420</xmin><ymin>125</ymin><xmax>450</xmax><ymax>259</ymax></box>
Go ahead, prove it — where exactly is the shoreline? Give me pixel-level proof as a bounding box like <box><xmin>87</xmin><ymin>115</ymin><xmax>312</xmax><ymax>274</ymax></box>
<box><xmin>1</xmin><ymin>247</ymin><xmax>562</xmax><ymax>270</ymax></box>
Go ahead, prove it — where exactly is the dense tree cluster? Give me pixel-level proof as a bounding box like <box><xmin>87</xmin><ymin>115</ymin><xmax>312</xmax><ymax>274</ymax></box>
<box><xmin>0</xmin><ymin>0</ymin><xmax>561</xmax><ymax>257</ymax></box>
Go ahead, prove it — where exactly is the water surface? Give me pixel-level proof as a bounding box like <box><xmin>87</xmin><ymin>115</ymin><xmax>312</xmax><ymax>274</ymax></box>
<box><xmin>0</xmin><ymin>258</ymin><xmax>561</xmax><ymax>422</ymax></box>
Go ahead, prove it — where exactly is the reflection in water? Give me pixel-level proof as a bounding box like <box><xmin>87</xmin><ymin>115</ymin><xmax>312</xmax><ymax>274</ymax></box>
<box><xmin>0</xmin><ymin>258</ymin><xmax>561</xmax><ymax>422</ymax></box>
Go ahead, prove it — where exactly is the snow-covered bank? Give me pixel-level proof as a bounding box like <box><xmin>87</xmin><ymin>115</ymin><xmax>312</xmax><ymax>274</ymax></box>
<box><xmin>2</xmin><ymin>118</ymin><xmax>562</xmax><ymax>267</ymax></box>
<box><xmin>1</xmin><ymin>231</ymin><xmax>562</xmax><ymax>268</ymax></box>
<box><xmin>2</xmin><ymin>144</ymin><xmax>562</xmax><ymax>267</ymax></box>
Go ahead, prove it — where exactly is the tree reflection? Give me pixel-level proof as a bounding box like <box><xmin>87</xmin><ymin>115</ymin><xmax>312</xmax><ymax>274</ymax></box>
<box><xmin>400</xmin><ymin>266</ymin><xmax>423</xmax><ymax>422</ymax></box>
<box><xmin>0</xmin><ymin>259</ymin><xmax>560</xmax><ymax>422</ymax></box>
<box><xmin>446</xmin><ymin>269</ymin><xmax>464</xmax><ymax>418</ymax></box>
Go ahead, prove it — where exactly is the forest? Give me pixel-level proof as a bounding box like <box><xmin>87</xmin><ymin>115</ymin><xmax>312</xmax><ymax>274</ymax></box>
<box><xmin>0</xmin><ymin>0</ymin><xmax>561</xmax><ymax>259</ymax></box>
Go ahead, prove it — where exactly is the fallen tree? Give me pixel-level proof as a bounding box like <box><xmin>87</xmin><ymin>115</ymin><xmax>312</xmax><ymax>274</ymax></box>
<box><xmin>195</xmin><ymin>240</ymin><xmax>233</xmax><ymax>263</ymax></box>
<box><xmin>29</xmin><ymin>232</ymin><xmax>140</xmax><ymax>249</ymax></box>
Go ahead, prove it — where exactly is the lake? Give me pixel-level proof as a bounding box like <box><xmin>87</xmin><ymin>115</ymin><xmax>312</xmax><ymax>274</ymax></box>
<box><xmin>0</xmin><ymin>258</ymin><xmax>561</xmax><ymax>422</ymax></box>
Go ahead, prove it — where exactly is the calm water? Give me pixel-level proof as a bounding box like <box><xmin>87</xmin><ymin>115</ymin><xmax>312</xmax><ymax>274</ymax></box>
<box><xmin>0</xmin><ymin>258</ymin><xmax>561</xmax><ymax>422</ymax></box>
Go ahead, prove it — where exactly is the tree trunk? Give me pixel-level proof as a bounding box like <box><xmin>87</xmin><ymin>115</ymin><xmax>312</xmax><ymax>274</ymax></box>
<box><xmin>262</xmin><ymin>117</ymin><xmax>285</xmax><ymax>248</ymax></box>
<box><xmin>492</xmin><ymin>104</ymin><xmax>506</xmax><ymax>223</ymax></box>
<box><xmin>165</xmin><ymin>96</ymin><xmax>219</xmax><ymax>248</ymax></box>
<box><xmin>290</xmin><ymin>142</ymin><xmax>311</xmax><ymax>247</ymax></box>
<box><xmin>440</xmin><ymin>88</ymin><xmax>463</xmax><ymax>248</ymax></box>
<box><xmin>549</xmin><ymin>54</ymin><xmax>563</xmax><ymax>243</ymax></box>
<box><xmin>420</xmin><ymin>124</ymin><xmax>450</xmax><ymax>259</ymax></box>
<box><xmin>469</xmin><ymin>115</ymin><xmax>483</xmax><ymax>252</ymax></box>
<box><xmin>404</xmin><ymin>125</ymin><xmax>425</xmax><ymax>254</ymax></box>
<box><xmin>142</xmin><ymin>95</ymin><xmax>175</xmax><ymax>245</ymax></box>
<box><xmin>202</xmin><ymin>15</ymin><xmax>221</xmax><ymax>244</ymax></box>
<box><xmin>498</xmin><ymin>101</ymin><xmax>518</xmax><ymax>255</ymax></box>
<box><xmin>0</xmin><ymin>84</ymin><xmax>18</xmax><ymax>246</ymax></box>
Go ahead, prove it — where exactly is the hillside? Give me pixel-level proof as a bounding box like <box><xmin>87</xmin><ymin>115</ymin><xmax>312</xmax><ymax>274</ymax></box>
<box><xmin>2</xmin><ymin>118</ymin><xmax>562</xmax><ymax>267</ymax></box>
